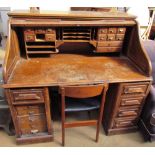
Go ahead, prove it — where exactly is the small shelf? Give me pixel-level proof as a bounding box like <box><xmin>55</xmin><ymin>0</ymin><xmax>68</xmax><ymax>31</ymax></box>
<box><xmin>26</xmin><ymin>46</ymin><xmax>55</xmax><ymax>48</ymax></box>
<box><xmin>27</xmin><ymin>51</ymin><xmax>56</xmax><ymax>54</ymax></box>
<box><xmin>63</xmin><ymin>40</ymin><xmax>90</xmax><ymax>42</ymax></box>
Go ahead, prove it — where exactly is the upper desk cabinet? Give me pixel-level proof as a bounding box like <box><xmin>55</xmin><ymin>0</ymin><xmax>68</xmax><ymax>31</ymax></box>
<box><xmin>2</xmin><ymin>11</ymin><xmax>152</xmax><ymax>144</ymax></box>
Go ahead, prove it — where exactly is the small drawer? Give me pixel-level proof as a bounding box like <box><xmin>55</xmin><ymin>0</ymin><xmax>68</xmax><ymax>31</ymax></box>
<box><xmin>122</xmin><ymin>83</ymin><xmax>149</xmax><ymax>95</ymax></box>
<box><xmin>117</xmin><ymin>107</ymin><xmax>140</xmax><ymax>117</ymax></box>
<box><xmin>97</xmin><ymin>41</ymin><xmax>123</xmax><ymax>47</ymax></box>
<box><xmin>116</xmin><ymin>34</ymin><xmax>124</xmax><ymax>41</ymax></box>
<box><xmin>107</xmin><ymin>34</ymin><xmax>115</xmax><ymax>41</ymax></box>
<box><xmin>11</xmin><ymin>89</ymin><xmax>44</xmax><ymax>104</ymax></box>
<box><xmin>98</xmin><ymin>28</ymin><xmax>108</xmax><ymax>34</ymax></box>
<box><xmin>45</xmin><ymin>34</ymin><xmax>56</xmax><ymax>41</ymax></box>
<box><xmin>25</xmin><ymin>34</ymin><xmax>35</xmax><ymax>42</ymax></box>
<box><xmin>117</xmin><ymin>27</ymin><xmax>126</xmax><ymax>34</ymax></box>
<box><xmin>24</xmin><ymin>28</ymin><xmax>34</xmax><ymax>34</ymax></box>
<box><xmin>46</xmin><ymin>28</ymin><xmax>55</xmax><ymax>34</ymax></box>
<box><xmin>35</xmin><ymin>29</ymin><xmax>45</xmax><ymax>34</ymax></box>
<box><xmin>96</xmin><ymin>47</ymin><xmax>121</xmax><ymax>53</ymax></box>
<box><xmin>113</xmin><ymin>117</ymin><xmax>137</xmax><ymax>128</ymax></box>
<box><xmin>108</xmin><ymin>28</ymin><xmax>117</xmax><ymax>34</ymax></box>
<box><xmin>98</xmin><ymin>34</ymin><xmax>107</xmax><ymax>41</ymax></box>
<box><xmin>120</xmin><ymin>97</ymin><xmax>144</xmax><ymax>106</ymax></box>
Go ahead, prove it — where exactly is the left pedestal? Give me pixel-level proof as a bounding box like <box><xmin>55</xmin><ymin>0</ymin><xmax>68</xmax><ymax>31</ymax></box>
<box><xmin>5</xmin><ymin>87</ymin><xmax>53</xmax><ymax>144</ymax></box>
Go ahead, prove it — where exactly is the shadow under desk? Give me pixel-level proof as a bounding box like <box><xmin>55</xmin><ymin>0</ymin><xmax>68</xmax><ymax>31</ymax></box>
<box><xmin>4</xmin><ymin>54</ymin><xmax>150</xmax><ymax>88</ymax></box>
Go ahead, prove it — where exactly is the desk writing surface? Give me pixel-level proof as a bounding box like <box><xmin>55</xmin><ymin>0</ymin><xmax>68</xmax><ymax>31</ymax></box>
<box><xmin>6</xmin><ymin>54</ymin><xmax>150</xmax><ymax>88</ymax></box>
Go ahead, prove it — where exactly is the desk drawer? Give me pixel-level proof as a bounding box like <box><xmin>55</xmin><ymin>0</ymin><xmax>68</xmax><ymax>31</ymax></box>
<box><xmin>98</xmin><ymin>34</ymin><xmax>107</xmax><ymax>41</ymax></box>
<box><xmin>107</xmin><ymin>34</ymin><xmax>115</xmax><ymax>41</ymax></box>
<box><xmin>24</xmin><ymin>28</ymin><xmax>34</xmax><ymax>34</ymax></box>
<box><xmin>98</xmin><ymin>41</ymin><xmax>123</xmax><ymax>47</ymax></box>
<box><xmin>108</xmin><ymin>28</ymin><xmax>117</xmax><ymax>34</ymax></box>
<box><xmin>98</xmin><ymin>28</ymin><xmax>108</xmax><ymax>34</ymax></box>
<box><xmin>17</xmin><ymin>114</ymin><xmax>47</xmax><ymax>135</ymax></box>
<box><xmin>45</xmin><ymin>34</ymin><xmax>56</xmax><ymax>41</ymax></box>
<box><xmin>116</xmin><ymin>34</ymin><xmax>125</xmax><ymax>41</ymax></box>
<box><xmin>11</xmin><ymin>89</ymin><xmax>44</xmax><ymax>104</ymax></box>
<box><xmin>96</xmin><ymin>47</ymin><xmax>121</xmax><ymax>53</ymax></box>
<box><xmin>113</xmin><ymin>117</ymin><xmax>137</xmax><ymax>128</ymax></box>
<box><xmin>121</xmin><ymin>83</ymin><xmax>149</xmax><ymax>96</ymax></box>
<box><xmin>46</xmin><ymin>28</ymin><xmax>55</xmax><ymax>34</ymax></box>
<box><xmin>120</xmin><ymin>97</ymin><xmax>144</xmax><ymax>106</ymax></box>
<box><xmin>117</xmin><ymin>28</ymin><xmax>126</xmax><ymax>34</ymax></box>
<box><xmin>25</xmin><ymin>34</ymin><xmax>35</xmax><ymax>42</ymax></box>
<box><xmin>117</xmin><ymin>107</ymin><xmax>140</xmax><ymax>117</ymax></box>
<box><xmin>16</xmin><ymin>105</ymin><xmax>45</xmax><ymax>116</ymax></box>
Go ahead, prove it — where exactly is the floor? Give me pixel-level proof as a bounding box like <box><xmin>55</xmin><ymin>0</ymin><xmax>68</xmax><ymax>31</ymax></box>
<box><xmin>0</xmin><ymin>36</ymin><xmax>155</xmax><ymax>147</ymax></box>
<box><xmin>0</xmin><ymin>121</ymin><xmax>155</xmax><ymax>147</ymax></box>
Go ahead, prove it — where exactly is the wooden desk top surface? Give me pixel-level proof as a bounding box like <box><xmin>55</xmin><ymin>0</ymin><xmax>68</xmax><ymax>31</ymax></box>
<box><xmin>8</xmin><ymin>10</ymin><xmax>136</xmax><ymax>19</ymax></box>
<box><xmin>4</xmin><ymin>54</ymin><xmax>151</xmax><ymax>88</ymax></box>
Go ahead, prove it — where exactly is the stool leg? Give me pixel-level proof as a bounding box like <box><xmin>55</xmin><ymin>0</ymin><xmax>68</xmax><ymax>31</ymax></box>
<box><xmin>61</xmin><ymin>88</ymin><xmax>66</xmax><ymax>146</ymax></box>
<box><xmin>62</xmin><ymin>123</ymin><xmax>65</xmax><ymax>146</ymax></box>
<box><xmin>96</xmin><ymin>87</ymin><xmax>107</xmax><ymax>142</ymax></box>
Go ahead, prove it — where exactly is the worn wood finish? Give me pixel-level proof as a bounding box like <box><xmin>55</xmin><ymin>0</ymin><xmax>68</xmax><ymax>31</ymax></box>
<box><xmin>3</xmin><ymin>55</ymin><xmax>151</xmax><ymax>88</ymax></box>
<box><xmin>3</xmin><ymin>11</ymin><xmax>152</xmax><ymax>144</ymax></box>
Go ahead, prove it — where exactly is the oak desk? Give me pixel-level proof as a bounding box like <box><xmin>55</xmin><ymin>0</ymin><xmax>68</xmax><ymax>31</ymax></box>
<box><xmin>3</xmin><ymin>10</ymin><xmax>152</xmax><ymax>144</ymax></box>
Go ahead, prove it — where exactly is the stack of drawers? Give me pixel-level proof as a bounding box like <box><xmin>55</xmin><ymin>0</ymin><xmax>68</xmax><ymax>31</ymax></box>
<box><xmin>107</xmin><ymin>82</ymin><xmax>150</xmax><ymax>135</ymax></box>
<box><xmin>24</xmin><ymin>28</ymin><xmax>56</xmax><ymax>42</ymax></box>
<box><xmin>16</xmin><ymin>105</ymin><xmax>47</xmax><ymax>135</ymax></box>
<box><xmin>96</xmin><ymin>27</ymin><xmax>126</xmax><ymax>53</ymax></box>
<box><xmin>9</xmin><ymin>88</ymin><xmax>53</xmax><ymax>144</ymax></box>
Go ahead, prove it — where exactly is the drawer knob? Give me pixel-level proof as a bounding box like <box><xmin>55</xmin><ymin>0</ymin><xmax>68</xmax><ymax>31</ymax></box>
<box><xmin>31</xmin><ymin>129</ymin><xmax>38</xmax><ymax>134</ymax></box>
<box><xmin>108</xmin><ymin>37</ymin><xmax>113</xmax><ymax>40</ymax></box>
<box><xmin>119</xmin><ymin>29</ymin><xmax>124</xmax><ymax>32</ymax></box>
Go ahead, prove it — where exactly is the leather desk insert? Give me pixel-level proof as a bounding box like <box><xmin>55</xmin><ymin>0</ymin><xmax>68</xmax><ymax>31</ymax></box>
<box><xmin>3</xmin><ymin>11</ymin><xmax>152</xmax><ymax>144</ymax></box>
<box><xmin>96</xmin><ymin>27</ymin><xmax>126</xmax><ymax>53</ymax></box>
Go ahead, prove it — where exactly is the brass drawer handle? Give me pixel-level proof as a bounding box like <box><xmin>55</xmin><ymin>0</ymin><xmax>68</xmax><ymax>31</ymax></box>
<box><xmin>121</xmin><ymin>100</ymin><xmax>141</xmax><ymax>106</ymax></box>
<box><xmin>118</xmin><ymin>111</ymin><xmax>137</xmax><ymax>117</ymax></box>
<box><xmin>124</xmin><ymin>87</ymin><xmax>144</xmax><ymax>94</ymax></box>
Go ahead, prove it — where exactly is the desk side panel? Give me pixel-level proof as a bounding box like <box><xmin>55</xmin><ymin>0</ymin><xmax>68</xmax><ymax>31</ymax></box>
<box><xmin>126</xmin><ymin>21</ymin><xmax>152</xmax><ymax>77</ymax></box>
<box><xmin>3</xmin><ymin>22</ymin><xmax>20</xmax><ymax>83</ymax></box>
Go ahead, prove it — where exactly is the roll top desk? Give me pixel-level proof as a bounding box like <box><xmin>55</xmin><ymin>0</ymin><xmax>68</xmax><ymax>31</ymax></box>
<box><xmin>2</xmin><ymin>10</ymin><xmax>152</xmax><ymax>144</ymax></box>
